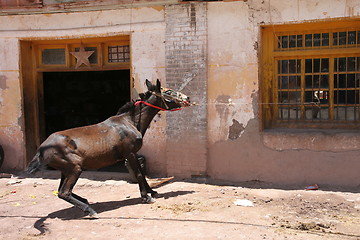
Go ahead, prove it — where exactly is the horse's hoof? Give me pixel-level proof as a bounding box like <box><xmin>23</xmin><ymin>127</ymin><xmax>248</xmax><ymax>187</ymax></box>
<box><xmin>142</xmin><ymin>195</ymin><xmax>156</xmax><ymax>204</ymax></box>
<box><xmin>85</xmin><ymin>209</ymin><xmax>99</xmax><ymax>219</ymax></box>
<box><xmin>87</xmin><ymin>212</ymin><xmax>99</xmax><ymax>219</ymax></box>
<box><xmin>151</xmin><ymin>191</ymin><xmax>158</xmax><ymax>198</ymax></box>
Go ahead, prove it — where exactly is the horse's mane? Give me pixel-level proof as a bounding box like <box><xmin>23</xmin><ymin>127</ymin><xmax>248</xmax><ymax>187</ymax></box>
<box><xmin>116</xmin><ymin>91</ymin><xmax>153</xmax><ymax>116</ymax></box>
<box><xmin>116</xmin><ymin>101</ymin><xmax>135</xmax><ymax>115</ymax></box>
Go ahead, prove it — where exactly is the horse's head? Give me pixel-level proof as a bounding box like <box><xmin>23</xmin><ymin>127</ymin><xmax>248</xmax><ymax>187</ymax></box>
<box><xmin>140</xmin><ymin>79</ymin><xmax>190</xmax><ymax>111</ymax></box>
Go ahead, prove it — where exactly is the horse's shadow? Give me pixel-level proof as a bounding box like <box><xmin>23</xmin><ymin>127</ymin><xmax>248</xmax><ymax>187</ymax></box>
<box><xmin>34</xmin><ymin>190</ymin><xmax>194</xmax><ymax>234</ymax></box>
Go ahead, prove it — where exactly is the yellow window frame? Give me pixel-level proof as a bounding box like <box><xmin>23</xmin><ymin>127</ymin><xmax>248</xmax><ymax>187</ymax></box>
<box><xmin>261</xmin><ymin>19</ymin><xmax>360</xmax><ymax>130</ymax></box>
<box><xmin>33</xmin><ymin>36</ymin><xmax>131</xmax><ymax>71</ymax></box>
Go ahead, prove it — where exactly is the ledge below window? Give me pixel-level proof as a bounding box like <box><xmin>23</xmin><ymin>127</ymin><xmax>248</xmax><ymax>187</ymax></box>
<box><xmin>262</xmin><ymin>129</ymin><xmax>360</xmax><ymax>152</ymax></box>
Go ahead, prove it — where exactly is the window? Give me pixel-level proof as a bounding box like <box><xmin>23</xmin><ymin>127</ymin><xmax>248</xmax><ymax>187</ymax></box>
<box><xmin>261</xmin><ymin>20</ymin><xmax>360</xmax><ymax>130</ymax></box>
<box><xmin>108</xmin><ymin>45</ymin><xmax>130</xmax><ymax>63</ymax></box>
<box><xmin>35</xmin><ymin>36</ymin><xmax>130</xmax><ymax>69</ymax></box>
<box><xmin>41</xmin><ymin>48</ymin><xmax>66</xmax><ymax>65</ymax></box>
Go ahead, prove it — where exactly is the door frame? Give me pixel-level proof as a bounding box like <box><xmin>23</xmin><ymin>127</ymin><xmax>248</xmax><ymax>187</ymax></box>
<box><xmin>20</xmin><ymin>35</ymin><xmax>132</xmax><ymax>164</ymax></box>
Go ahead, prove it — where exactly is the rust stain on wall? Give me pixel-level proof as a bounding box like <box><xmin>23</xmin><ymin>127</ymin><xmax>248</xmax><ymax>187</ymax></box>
<box><xmin>151</xmin><ymin>6</ymin><xmax>164</xmax><ymax>12</ymax></box>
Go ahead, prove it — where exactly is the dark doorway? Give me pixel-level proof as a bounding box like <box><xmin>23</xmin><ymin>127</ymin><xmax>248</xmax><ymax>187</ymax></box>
<box><xmin>43</xmin><ymin>70</ymin><xmax>130</xmax><ymax>172</ymax></box>
<box><xmin>43</xmin><ymin>70</ymin><xmax>130</xmax><ymax>136</ymax></box>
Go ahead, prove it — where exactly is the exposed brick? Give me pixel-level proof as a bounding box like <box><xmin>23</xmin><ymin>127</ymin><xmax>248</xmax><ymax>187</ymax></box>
<box><xmin>164</xmin><ymin>3</ymin><xmax>208</xmax><ymax>177</ymax></box>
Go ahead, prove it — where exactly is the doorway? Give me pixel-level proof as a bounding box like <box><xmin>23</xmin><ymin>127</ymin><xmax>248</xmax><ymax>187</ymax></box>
<box><xmin>43</xmin><ymin>70</ymin><xmax>130</xmax><ymax>137</ymax></box>
<box><xmin>42</xmin><ymin>70</ymin><xmax>130</xmax><ymax>172</ymax></box>
<box><xmin>21</xmin><ymin>37</ymin><xmax>131</xmax><ymax>170</ymax></box>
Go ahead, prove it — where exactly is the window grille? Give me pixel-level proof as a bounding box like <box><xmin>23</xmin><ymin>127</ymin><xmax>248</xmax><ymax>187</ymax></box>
<box><xmin>108</xmin><ymin>45</ymin><xmax>130</xmax><ymax>63</ymax></box>
<box><xmin>261</xmin><ymin>20</ymin><xmax>360</xmax><ymax>129</ymax></box>
<box><xmin>277</xmin><ymin>30</ymin><xmax>360</xmax><ymax>50</ymax></box>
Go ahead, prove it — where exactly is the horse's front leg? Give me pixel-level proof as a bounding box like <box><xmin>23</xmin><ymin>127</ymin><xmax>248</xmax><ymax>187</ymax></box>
<box><xmin>143</xmin><ymin>175</ymin><xmax>158</xmax><ymax>198</ymax></box>
<box><xmin>127</xmin><ymin>153</ymin><xmax>155</xmax><ymax>203</ymax></box>
<box><xmin>126</xmin><ymin>158</ymin><xmax>158</xmax><ymax>197</ymax></box>
<box><xmin>135</xmin><ymin>157</ymin><xmax>158</xmax><ymax>197</ymax></box>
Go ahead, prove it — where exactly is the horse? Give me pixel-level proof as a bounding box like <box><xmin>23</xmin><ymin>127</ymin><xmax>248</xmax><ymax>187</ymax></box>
<box><xmin>25</xmin><ymin>79</ymin><xmax>190</xmax><ymax>218</ymax></box>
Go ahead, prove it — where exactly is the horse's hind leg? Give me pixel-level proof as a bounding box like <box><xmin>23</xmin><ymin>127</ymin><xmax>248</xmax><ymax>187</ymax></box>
<box><xmin>58</xmin><ymin>167</ymin><xmax>97</xmax><ymax>218</ymax></box>
<box><xmin>127</xmin><ymin>153</ymin><xmax>156</xmax><ymax>203</ymax></box>
<box><xmin>59</xmin><ymin>173</ymin><xmax>89</xmax><ymax>204</ymax></box>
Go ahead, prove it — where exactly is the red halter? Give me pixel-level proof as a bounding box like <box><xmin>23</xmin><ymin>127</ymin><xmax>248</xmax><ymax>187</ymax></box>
<box><xmin>134</xmin><ymin>100</ymin><xmax>182</xmax><ymax>112</ymax></box>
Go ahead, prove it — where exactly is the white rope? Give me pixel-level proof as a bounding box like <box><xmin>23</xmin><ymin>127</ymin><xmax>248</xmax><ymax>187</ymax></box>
<box><xmin>130</xmin><ymin>0</ymin><xmax>134</xmax><ymax>33</ymax></box>
<box><xmin>187</xmin><ymin>102</ymin><xmax>318</xmax><ymax>107</ymax></box>
<box><xmin>344</xmin><ymin>0</ymin><xmax>348</xmax><ymax>17</ymax></box>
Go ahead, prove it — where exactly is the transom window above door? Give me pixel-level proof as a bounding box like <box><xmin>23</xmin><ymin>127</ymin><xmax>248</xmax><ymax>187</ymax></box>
<box><xmin>261</xmin><ymin>20</ymin><xmax>360</xmax><ymax>130</ymax></box>
<box><xmin>35</xmin><ymin>36</ymin><xmax>130</xmax><ymax>70</ymax></box>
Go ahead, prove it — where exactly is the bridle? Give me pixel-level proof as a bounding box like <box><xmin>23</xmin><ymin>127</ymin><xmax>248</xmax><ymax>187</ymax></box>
<box><xmin>134</xmin><ymin>88</ymin><xmax>187</xmax><ymax>112</ymax></box>
<box><xmin>133</xmin><ymin>89</ymin><xmax>187</xmax><ymax>131</ymax></box>
<box><xmin>134</xmin><ymin>100</ymin><xmax>182</xmax><ymax>112</ymax></box>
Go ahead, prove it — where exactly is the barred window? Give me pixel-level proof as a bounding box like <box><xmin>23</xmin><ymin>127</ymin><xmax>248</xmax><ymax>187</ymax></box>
<box><xmin>108</xmin><ymin>45</ymin><xmax>130</xmax><ymax>63</ymax></box>
<box><xmin>261</xmin><ymin>20</ymin><xmax>360</xmax><ymax>129</ymax></box>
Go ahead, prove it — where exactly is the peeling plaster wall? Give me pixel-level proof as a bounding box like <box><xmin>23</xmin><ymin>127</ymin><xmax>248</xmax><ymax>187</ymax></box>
<box><xmin>1</xmin><ymin>0</ymin><xmax>360</xmax><ymax>187</ymax></box>
<box><xmin>207</xmin><ymin>1</ymin><xmax>257</xmax><ymax>144</ymax></box>
<box><xmin>0</xmin><ymin>38</ymin><xmax>26</xmax><ymax>171</ymax></box>
<box><xmin>131</xmin><ymin>20</ymin><xmax>167</xmax><ymax>175</ymax></box>
<box><xmin>0</xmin><ymin>6</ymin><xmax>167</xmax><ymax>172</ymax></box>
<box><xmin>207</xmin><ymin>0</ymin><xmax>360</xmax><ymax>187</ymax></box>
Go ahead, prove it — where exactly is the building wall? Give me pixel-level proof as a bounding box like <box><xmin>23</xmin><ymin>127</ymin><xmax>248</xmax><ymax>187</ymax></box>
<box><xmin>206</xmin><ymin>0</ymin><xmax>360</xmax><ymax>187</ymax></box>
<box><xmin>164</xmin><ymin>3</ymin><xmax>208</xmax><ymax>177</ymax></box>
<box><xmin>0</xmin><ymin>6</ymin><xmax>168</xmax><ymax>171</ymax></box>
<box><xmin>0</xmin><ymin>38</ymin><xmax>26</xmax><ymax>170</ymax></box>
<box><xmin>0</xmin><ymin>0</ymin><xmax>360</xmax><ymax>187</ymax></box>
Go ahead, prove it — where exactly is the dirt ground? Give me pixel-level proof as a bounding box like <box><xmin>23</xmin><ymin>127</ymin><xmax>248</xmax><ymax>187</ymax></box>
<box><xmin>1</xmin><ymin>171</ymin><xmax>360</xmax><ymax>240</ymax></box>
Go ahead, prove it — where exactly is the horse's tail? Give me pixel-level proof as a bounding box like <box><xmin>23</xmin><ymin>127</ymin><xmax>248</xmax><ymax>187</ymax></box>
<box><xmin>25</xmin><ymin>152</ymin><xmax>44</xmax><ymax>174</ymax></box>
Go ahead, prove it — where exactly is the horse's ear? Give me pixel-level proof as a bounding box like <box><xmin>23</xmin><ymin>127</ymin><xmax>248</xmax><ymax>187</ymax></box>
<box><xmin>155</xmin><ymin>79</ymin><xmax>161</xmax><ymax>93</ymax></box>
<box><xmin>145</xmin><ymin>79</ymin><xmax>153</xmax><ymax>90</ymax></box>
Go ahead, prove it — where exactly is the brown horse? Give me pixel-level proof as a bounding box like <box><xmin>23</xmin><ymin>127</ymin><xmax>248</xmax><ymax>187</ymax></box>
<box><xmin>25</xmin><ymin>79</ymin><xmax>190</xmax><ymax>218</ymax></box>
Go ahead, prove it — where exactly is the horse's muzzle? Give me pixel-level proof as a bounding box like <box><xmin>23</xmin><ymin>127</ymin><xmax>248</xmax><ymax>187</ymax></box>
<box><xmin>182</xmin><ymin>97</ymin><xmax>191</xmax><ymax>107</ymax></box>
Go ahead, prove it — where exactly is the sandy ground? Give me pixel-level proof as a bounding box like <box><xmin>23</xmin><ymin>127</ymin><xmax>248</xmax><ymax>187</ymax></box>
<box><xmin>1</xmin><ymin>171</ymin><xmax>360</xmax><ymax>240</ymax></box>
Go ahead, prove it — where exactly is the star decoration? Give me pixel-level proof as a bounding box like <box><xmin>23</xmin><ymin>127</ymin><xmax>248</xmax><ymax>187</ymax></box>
<box><xmin>70</xmin><ymin>45</ymin><xmax>94</xmax><ymax>69</ymax></box>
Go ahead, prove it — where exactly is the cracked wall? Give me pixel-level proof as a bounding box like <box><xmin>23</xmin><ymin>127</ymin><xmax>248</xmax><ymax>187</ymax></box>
<box><xmin>0</xmin><ymin>0</ymin><xmax>360</xmax><ymax>186</ymax></box>
<box><xmin>0</xmin><ymin>6</ymin><xmax>167</xmax><ymax>172</ymax></box>
<box><xmin>0</xmin><ymin>39</ymin><xmax>26</xmax><ymax>171</ymax></box>
<box><xmin>207</xmin><ymin>0</ymin><xmax>360</xmax><ymax>187</ymax></box>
